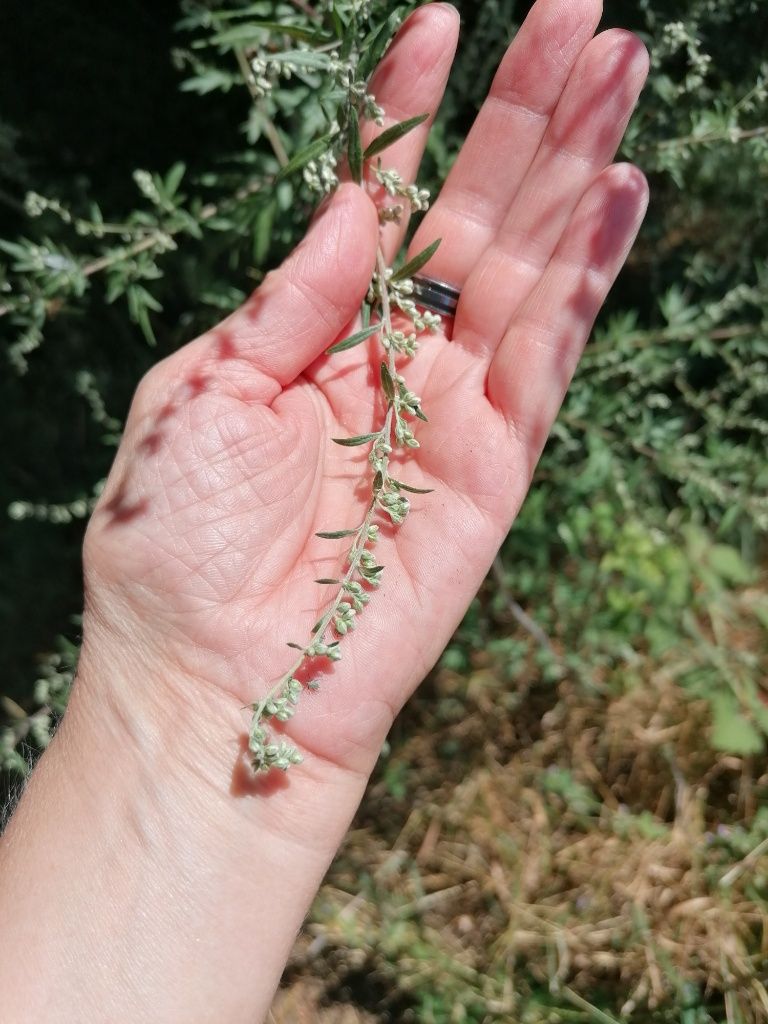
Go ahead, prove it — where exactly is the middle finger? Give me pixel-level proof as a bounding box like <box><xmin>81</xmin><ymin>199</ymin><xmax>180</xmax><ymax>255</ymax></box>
<box><xmin>406</xmin><ymin>0</ymin><xmax>603</xmax><ymax>287</ymax></box>
<box><xmin>455</xmin><ymin>28</ymin><xmax>649</xmax><ymax>356</ymax></box>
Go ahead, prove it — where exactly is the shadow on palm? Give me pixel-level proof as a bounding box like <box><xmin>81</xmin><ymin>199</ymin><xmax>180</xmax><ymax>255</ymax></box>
<box><xmin>83</xmin><ymin>2</ymin><xmax>649</xmax><ymax>777</ymax></box>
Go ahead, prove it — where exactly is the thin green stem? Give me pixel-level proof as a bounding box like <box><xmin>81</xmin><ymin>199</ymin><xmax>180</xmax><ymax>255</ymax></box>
<box><xmin>250</xmin><ymin>498</ymin><xmax>378</xmax><ymax>721</ymax></box>
<box><xmin>235</xmin><ymin>47</ymin><xmax>290</xmax><ymax>168</ymax></box>
<box><xmin>377</xmin><ymin>244</ymin><xmax>398</xmax><ymax>452</ymax></box>
<box><xmin>248</xmin><ymin>241</ymin><xmax>398</xmax><ymax>751</ymax></box>
<box><xmin>643</xmin><ymin>122</ymin><xmax>768</xmax><ymax>152</ymax></box>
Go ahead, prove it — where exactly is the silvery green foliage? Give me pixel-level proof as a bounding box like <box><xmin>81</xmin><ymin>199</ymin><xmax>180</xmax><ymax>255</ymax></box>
<box><xmin>1</xmin><ymin>641</ymin><xmax>76</xmax><ymax>777</ymax></box>
<box><xmin>243</xmin><ymin>6</ymin><xmax>443</xmax><ymax>773</ymax></box>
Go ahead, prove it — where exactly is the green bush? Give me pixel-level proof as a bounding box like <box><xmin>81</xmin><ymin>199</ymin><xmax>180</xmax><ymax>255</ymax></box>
<box><xmin>2</xmin><ymin>1</ymin><xmax>767</xmax><ymax>1019</ymax></box>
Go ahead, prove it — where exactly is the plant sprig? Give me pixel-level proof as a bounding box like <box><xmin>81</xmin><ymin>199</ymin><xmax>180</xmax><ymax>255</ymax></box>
<box><xmin>248</xmin><ymin>234</ymin><xmax>440</xmax><ymax>773</ymax></box>
<box><xmin>245</xmin><ymin>9</ymin><xmax>442</xmax><ymax>774</ymax></box>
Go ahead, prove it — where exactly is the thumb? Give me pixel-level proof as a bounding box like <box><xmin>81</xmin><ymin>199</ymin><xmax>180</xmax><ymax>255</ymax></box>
<box><xmin>215</xmin><ymin>182</ymin><xmax>379</xmax><ymax>388</ymax></box>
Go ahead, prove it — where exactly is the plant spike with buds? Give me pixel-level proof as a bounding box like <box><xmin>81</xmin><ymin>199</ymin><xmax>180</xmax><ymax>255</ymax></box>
<box><xmin>241</xmin><ymin>7</ymin><xmax>442</xmax><ymax>775</ymax></box>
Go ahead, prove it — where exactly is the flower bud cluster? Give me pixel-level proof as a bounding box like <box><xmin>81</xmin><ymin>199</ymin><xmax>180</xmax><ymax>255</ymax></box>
<box><xmin>374</xmin><ymin>166</ymin><xmax>430</xmax><ymax>222</ymax></box>
<box><xmin>260</xmin><ymin>676</ymin><xmax>303</xmax><ymax>722</ymax></box>
<box><xmin>307</xmin><ymin>640</ymin><xmax>343</xmax><ymax>661</ymax></box>
<box><xmin>378</xmin><ymin>490</ymin><xmax>411</xmax><ymax>524</ymax></box>
<box><xmin>249</xmin><ymin>725</ymin><xmax>304</xmax><ymax>773</ymax></box>
<box><xmin>375</xmin><ymin>167</ymin><xmax>430</xmax><ymax>210</ymax></box>
<box><xmin>248</xmin><ymin>677</ymin><xmax>307</xmax><ymax>771</ymax></box>
<box><xmin>24</xmin><ymin>192</ymin><xmax>70</xmax><ymax>221</ymax></box>
<box><xmin>394</xmin><ymin>418</ymin><xmax>419</xmax><ymax>447</ymax></box>
<box><xmin>133</xmin><ymin>169</ymin><xmax>162</xmax><ymax>206</ymax></box>
<box><xmin>657</xmin><ymin>21</ymin><xmax>713</xmax><ymax>96</ymax></box>
<box><xmin>328</xmin><ymin>55</ymin><xmax>380</xmax><ymax>113</ymax></box>
<box><xmin>363</xmin><ymin>94</ymin><xmax>386</xmax><ymax>126</ymax></box>
<box><xmin>304</xmin><ymin>150</ymin><xmax>340</xmax><ymax>194</ymax></box>
<box><xmin>343</xmin><ymin>579</ymin><xmax>370</xmax><ymax>613</ymax></box>
<box><xmin>355</xmin><ymin>547</ymin><xmax>384</xmax><ymax>587</ymax></box>
<box><xmin>395</xmin><ymin>376</ymin><xmax>423</xmax><ymax>418</ymax></box>
<box><xmin>370</xmin><ymin>434</ymin><xmax>393</xmax><ymax>472</ymax></box>
<box><xmin>371</xmin><ymin>273</ymin><xmax>443</xmax><ymax>335</ymax></box>
<box><xmin>382</xmin><ymin>328</ymin><xmax>418</xmax><ymax>356</ymax></box>
<box><xmin>394</xmin><ymin>292</ymin><xmax>443</xmax><ymax>334</ymax></box>
<box><xmin>333</xmin><ymin>601</ymin><xmax>357</xmax><ymax>635</ymax></box>
<box><xmin>249</xmin><ymin>53</ymin><xmax>309</xmax><ymax>98</ymax></box>
<box><xmin>392</xmin><ymin>374</ymin><xmax>425</xmax><ymax>448</ymax></box>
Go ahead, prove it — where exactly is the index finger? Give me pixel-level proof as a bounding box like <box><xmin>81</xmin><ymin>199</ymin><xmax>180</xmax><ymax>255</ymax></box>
<box><xmin>341</xmin><ymin>2</ymin><xmax>460</xmax><ymax>263</ymax></box>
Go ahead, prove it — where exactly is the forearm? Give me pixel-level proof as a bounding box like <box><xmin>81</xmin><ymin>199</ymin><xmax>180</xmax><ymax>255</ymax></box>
<box><xmin>0</xmin><ymin>647</ymin><xmax>367</xmax><ymax>1023</ymax></box>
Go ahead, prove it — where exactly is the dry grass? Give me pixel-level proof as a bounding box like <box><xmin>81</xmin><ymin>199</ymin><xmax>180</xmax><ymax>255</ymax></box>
<box><xmin>274</xmin><ymin>664</ymin><xmax>768</xmax><ymax>1022</ymax></box>
<box><xmin>269</xmin><ymin>978</ymin><xmax>376</xmax><ymax>1023</ymax></box>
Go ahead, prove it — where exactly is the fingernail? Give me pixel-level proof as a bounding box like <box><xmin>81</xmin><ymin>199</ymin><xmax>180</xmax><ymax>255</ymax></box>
<box><xmin>432</xmin><ymin>2</ymin><xmax>460</xmax><ymax>23</ymax></box>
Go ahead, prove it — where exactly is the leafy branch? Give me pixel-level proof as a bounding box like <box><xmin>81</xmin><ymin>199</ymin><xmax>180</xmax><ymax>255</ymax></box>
<box><xmin>243</xmin><ymin>8</ymin><xmax>443</xmax><ymax>774</ymax></box>
<box><xmin>0</xmin><ymin>167</ymin><xmax>269</xmax><ymax>368</ymax></box>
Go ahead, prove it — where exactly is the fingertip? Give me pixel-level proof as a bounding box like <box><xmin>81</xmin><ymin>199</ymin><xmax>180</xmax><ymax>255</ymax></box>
<box><xmin>591</xmin><ymin>28</ymin><xmax>650</xmax><ymax>82</ymax></box>
<box><xmin>559</xmin><ymin>163</ymin><xmax>649</xmax><ymax>269</ymax></box>
<box><xmin>377</xmin><ymin>0</ymin><xmax>460</xmax><ymax>84</ymax></box>
<box><xmin>624</xmin><ymin>162</ymin><xmax>650</xmax><ymax>203</ymax></box>
<box><xmin>319</xmin><ymin>182</ymin><xmax>377</xmax><ymax>232</ymax></box>
<box><xmin>333</xmin><ymin>182</ymin><xmax>380</xmax><ymax>239</ymax></box>
<box><xmin>405</xmin><ymin>1</ymin><xmax>460</xmax><ymax>35</ymax></box>
<box><xmin>321</xmin><ymin>183</ymin><xmax>379</xmax><ymax>281</ymax></box>
<box><xmin>604</xmin><ymin>162</ymin><xmax>650</xmax><ymax>220</ymax></box>
<box><xmin>491</xmin><ymin>0</ymin><xmax>602</xmax><ymax>107</ymax></box>
<box><xmin>427</xmin><ymin>3</ymin><xmax>461</xmax><ymax>29</ymax></box>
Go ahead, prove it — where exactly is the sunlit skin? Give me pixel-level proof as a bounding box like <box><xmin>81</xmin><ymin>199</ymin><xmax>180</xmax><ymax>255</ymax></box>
<box><xmin>0</xmin><ymin>3</ymin><xmax>650</xmax><ymax>1021</ymax></box>
<box><xmin>85</xmin><ymin>0</ymin><xmax>648</xmax><ymax>773</ymax></box>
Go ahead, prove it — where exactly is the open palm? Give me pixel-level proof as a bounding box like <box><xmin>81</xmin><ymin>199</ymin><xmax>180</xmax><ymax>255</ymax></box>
<box><xmin>84</xmin><ymin>0</ymin><xmax>648</xmax><ymax>780</ymax></box>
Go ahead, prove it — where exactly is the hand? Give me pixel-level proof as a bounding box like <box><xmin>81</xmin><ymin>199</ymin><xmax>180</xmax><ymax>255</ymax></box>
<box><xmin>0</xmin><ymin>3</ymin><xmax>649</xmax><ymax>1021</ymax></box>
<box><xmin>85</xmin><ymin>0</ymin><xmax>647</xmax><ymax>773</ymax></box>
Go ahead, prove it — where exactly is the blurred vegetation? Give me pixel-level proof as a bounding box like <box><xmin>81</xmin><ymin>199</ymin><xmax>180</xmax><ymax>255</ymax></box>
<box><xmin>1</xmin><ymin>0</ymin><xmax>767</xmax><ymax>1020</ymax></box>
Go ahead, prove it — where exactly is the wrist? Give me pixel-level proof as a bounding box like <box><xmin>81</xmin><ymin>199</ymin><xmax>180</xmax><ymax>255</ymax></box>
<box><xmin>0</xmin><ymin>627</ymin><xmax>367</xmax><ymax>1023</ymax></box>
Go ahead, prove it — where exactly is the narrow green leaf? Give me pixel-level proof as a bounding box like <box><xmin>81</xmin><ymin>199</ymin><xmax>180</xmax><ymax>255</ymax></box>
<box><xmin>180</xmin><ymin>70</ymin><xmax>237</xmax><ymax>95</ymax></box>
<box><xmin>348</xmin><ymin>112</ymin><xmax>363</xmax><ymax>183</ymax></box>
<box><xmin>363</xmin><ymin>113</ymin><xmax>429</xmax><ymax>160</ymax></box>
<box><xmin>380</xmin><ymin>362</ymin><xmax>395</xmax><ymax>402</ymax></box>
<box><xmin>339</xmin><ymin>11</ymin><xmax>356</xmax><ymax>60</ymax></box>
<box><xmin>361</xmin><ymin>302</ymin><xmax>371</xmax><ymax>329</ymax></box>
<box><xmin>360</xmin><ymin>564</ymin><xmax>385</xmax><ymax>576</ymax></box>
<box><xmin>329</xmin><ymin>9</ymin><xmax>345</xmax><ymax>41</ymax></box>
<box><xmin>373</xmin><ymin>470</ymin><xmax>384</xmax><ymax>493</ymax></box>
<box><xmin>253</xmin><ymin>197</ymin><xmax>277</xmax><ymax>267</ymax></box>
<box><xmin>263</xmin><ymin>22</ymin><xmax>332</xmax><ymax>44</ymax></box>
<box><xmin>414</xmin><ymin>407</ymin><xmax>428</xmax><ymax>422</ymax></box>
<box><xmin>316</xmin><ymin>529</ymin><xmax>359</xmax><ymax>539</ymax></box>
<box><xmin>164</xmin><ymin>162</ymin><xmax>186</xmax><ymax>199</ymax></box>
<box><xmin>326</xmin><ymin>322</ymin><xmax>380</xmax><ymax>354</ymax></box>
<box><xmin>277</xmin><ymin>133</ymin><xmax>335</xmax><ymax>180</ymax></box>
<box><xmin>258</xmin><ymin>49</ymin><xmax>332</xmax><ymax>70</ymax></box>
<box><xmin>358</xmin><ymin>7</ymin><xmax>412</xmax><ymax>80</ymax></box>
<box><xmin>332</xmin><ymin>432</ymin><xmax>379</xmax><ymax>447</ymax></box>
<box><xmin>286</xmin><ymin>642</ymin><xmax>305</xmax><ymax>650</ymax></box>
<box><xmin>390</xmin><ymin>478</ymin><xmax>434</xmax><ymax>494</ymax></box>
<box><xmin>391</xmin><ymin>237</ymin><xmax>441</xmax><ymax>282</ymax></box>
<box><xmin>210</xmin><ymin>22</ymin><xmax>331</xmax><ymax>46</ymax></box>
<box><xmin>314</xmin><ymin>578</ymin><xmax>340</xmax><ymax>585</ymax></box>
